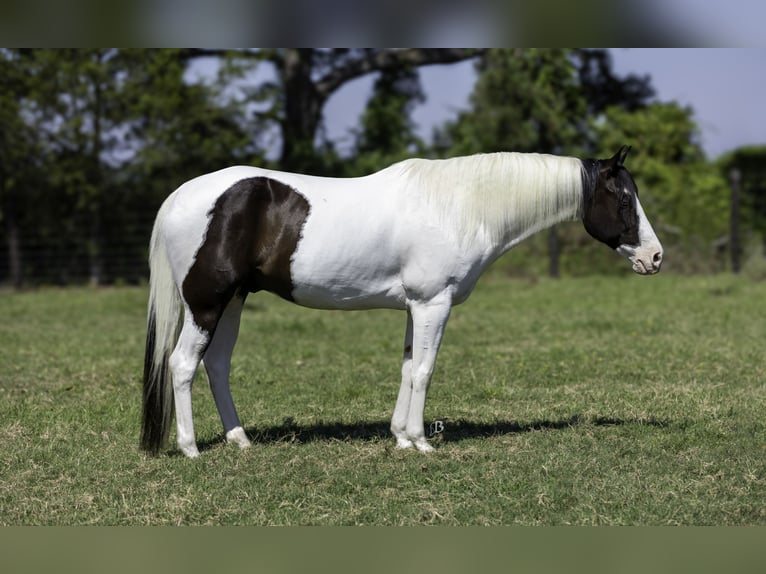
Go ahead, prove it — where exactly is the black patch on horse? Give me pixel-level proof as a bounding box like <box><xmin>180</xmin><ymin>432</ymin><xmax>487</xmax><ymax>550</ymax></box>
<box><xmin>182</xmin><ymin>177</ymin><xmax>310</xmax><ymax>333</ymax></box>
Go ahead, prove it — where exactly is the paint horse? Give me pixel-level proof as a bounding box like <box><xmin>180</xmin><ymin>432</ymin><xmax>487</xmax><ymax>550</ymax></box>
<box><xmin>141</xmin><ymin>146</ymin><xmax>663</xmax><ymax>458</ymax></box>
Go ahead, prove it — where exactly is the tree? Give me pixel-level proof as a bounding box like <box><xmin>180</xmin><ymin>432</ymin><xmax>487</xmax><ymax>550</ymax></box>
<box><xmin>120</xmin><ymin>49</ymin><xmax>260</xmax><ymax>202</ymax></box>
<box><xmin>437</xmin><ymin>49</ymin><xmax>585</xmax><ymax>157</ymax></box>
<box><xmin>1</xmin><ymin>49</ymin><xmax>257</xmax><ymax>286</ymax></box>
<box><xmin>186</xmin><ymin>49</ymin><xmax>484</xmax><ymax>173</ymax></box>
<box><xmin>436</xmin><ymin>49</ymin><xmax>654</xmax><ymax>158</ymax></box>
<box><xmin>0</xmin><ymin>50</ymin><xmax>43</xmax><ymax>287</ymax></box>
<box><xmin>16</xmin><ymin>49</ymin><xmax>145</xmax><ymax>284</ymax></box>
<box><xmin>345</xmin><ymin>65</ymin><xmax>426</xmax><ymax>177</ymax></box>
<box><xmin>595</xmin><ymin>102</ymin><xmax>727</xmax><ymax>237</ymax></box>
<box><xmin>576</xmin><ymin>49</ymin><xmax>655</xmax><ymax>116</ymax></box>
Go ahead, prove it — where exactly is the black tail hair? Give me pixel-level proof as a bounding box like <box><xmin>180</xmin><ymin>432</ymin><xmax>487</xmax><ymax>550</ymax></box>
<box><xmin>140</xmin><ymin>308</ymin><xmax>174</xmax><ymax>455</ymax></box>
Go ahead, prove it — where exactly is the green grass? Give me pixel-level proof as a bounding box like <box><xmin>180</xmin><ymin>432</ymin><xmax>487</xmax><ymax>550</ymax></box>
<box><xmin>1</xmin><ymin>274</ymin><xmax>765</xmax><ymax>525</ymax></box>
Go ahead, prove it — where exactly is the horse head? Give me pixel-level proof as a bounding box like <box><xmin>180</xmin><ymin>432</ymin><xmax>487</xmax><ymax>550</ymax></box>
<box><xmin>582</xmin><ymin>146</ymin><xmax>663</xmax><ymax>275</ymax></box>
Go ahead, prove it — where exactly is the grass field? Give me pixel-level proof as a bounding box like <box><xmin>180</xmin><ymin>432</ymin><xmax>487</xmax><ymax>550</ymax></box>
<box><xmin>1</xmin><ymin>273</ymin><xmax>765</xmax><ymax>525</ymax></box>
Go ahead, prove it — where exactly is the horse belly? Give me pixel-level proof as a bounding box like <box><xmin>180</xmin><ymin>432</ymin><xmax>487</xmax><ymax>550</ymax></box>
<box><xmin>289</xmin><ymin>222</ymin><xmax>406</xmax><ymax>310</ymax></box>
<box><xmin>291</xmin><ymin>278</ymin><xmax>407</xmax><ymax>310</ymax></box>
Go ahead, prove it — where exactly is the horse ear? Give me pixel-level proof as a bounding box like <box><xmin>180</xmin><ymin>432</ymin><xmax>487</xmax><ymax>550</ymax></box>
<box><xmin>601</xmin><ymin>145</ymin><xmax>631</xmax><ymax>174</ymax></box>
<box><xmin>617</xmin><ymin>145</ymin><xmax>632</xmax><ymax>166</ymax></box>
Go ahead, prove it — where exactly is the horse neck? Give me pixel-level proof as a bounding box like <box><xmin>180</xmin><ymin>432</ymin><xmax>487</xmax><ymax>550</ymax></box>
<box><xmin>405</xmin><ymin>152</ymin><xmax>585</xmax><ymax>253</ymax></box>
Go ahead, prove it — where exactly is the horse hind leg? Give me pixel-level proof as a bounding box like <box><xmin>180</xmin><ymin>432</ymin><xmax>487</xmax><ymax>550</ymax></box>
<box><xmin>203</xmin><ymin>295</ymin><xmax>251</xmax><ymax>450</ymax></box>
<box><xmin>391</xmin><ymin>311</ymin><xmax>415</xmax><ymax>449</ymax></box>
<box><xmin>169</xmin><ymin>314</ymin><xmax>212</xmax><ymax>458</ymax></box>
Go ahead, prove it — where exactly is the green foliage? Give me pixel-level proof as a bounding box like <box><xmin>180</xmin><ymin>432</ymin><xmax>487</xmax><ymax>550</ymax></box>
<box><xmin>118</xmin><ymin>50</ymin><xmax>262</xmax><ymax>201</ymax></box>
<box><xmin>437</xmin><ymin>48</ymin><xmax>654</xmax><ymax>159</ymax></box>
<box><xmin>0</xmin><ymin>51</ymin><xmax>46</xmax><ymax>220</ymax></box>
<box><xmin>1</xmin><ymin>277</ymin><xmax>765</xmax><ymax>524</ymax></box>
<box><xmin>0</xmin><ymin>49</ymin><xmax>260</xmax><ymax>285</ymax></box>
<box><xmin>356</xmin><ymin>67</ymin><xmax>424</xmax><ymax>155</ymax></box>
<box><xmin>438</xmin><ymin>49</ymin><xmax>586</xmax><ymax>156</ymax></box>
<box><xmin>596</xmin><ymin>102</ymin><xmax>705</xmax><ymax>163</ymax></box>
<box><xmin>345</xmin><ymin>66</ymin><xmax>427</xmax><ymax>177</ymax></box>
<box><xmin>0</xmin><ymin>52</ymin><xmax>38</xmax><ymax>178</ymax></box>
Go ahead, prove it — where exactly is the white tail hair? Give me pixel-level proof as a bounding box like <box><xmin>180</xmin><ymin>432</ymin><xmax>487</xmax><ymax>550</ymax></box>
<box><xmin>140</xmin><ymin>198</ymin><xmax>182</xmax><ymax>454</ymax></box>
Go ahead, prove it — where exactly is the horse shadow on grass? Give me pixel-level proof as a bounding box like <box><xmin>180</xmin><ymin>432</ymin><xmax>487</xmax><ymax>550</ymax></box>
<box><xmin>194</xmin><ymin>414</ymin><xmax>674</xmax><ymax>453</ymax></box>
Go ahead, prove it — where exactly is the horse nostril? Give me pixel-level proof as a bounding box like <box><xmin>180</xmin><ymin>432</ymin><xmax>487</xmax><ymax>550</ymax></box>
<box><xmin>652</xmin><ymin>251</ymin><xmax>663</xmax><ymax>265</ymax></box>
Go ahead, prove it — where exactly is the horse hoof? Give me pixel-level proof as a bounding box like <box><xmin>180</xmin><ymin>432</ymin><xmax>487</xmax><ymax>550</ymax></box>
<box><xmin>414</xmin><ymin>440</ymin><xmax>434</xmax><ymax>453</ymax></box>
<box><xmin>226</xmin><ymin>427</ymin><xmax>252</xmax><ymax>449</ymax></box>
<box><xmin>180</xmin><ymin>444</ymin><xmax>200</xmax><ymax>458</ymax></box>
<box><xmin>395</xmin><ymin>437</ymin><xmax>415</xmax><ymax>449</ymax></box>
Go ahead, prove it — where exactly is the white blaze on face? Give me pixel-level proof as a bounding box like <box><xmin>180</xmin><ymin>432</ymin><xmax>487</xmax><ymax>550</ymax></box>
<box><xmin>616</xmin><ymin>194</ymin><xmax>664</xmax><ymax>275</ymax></box>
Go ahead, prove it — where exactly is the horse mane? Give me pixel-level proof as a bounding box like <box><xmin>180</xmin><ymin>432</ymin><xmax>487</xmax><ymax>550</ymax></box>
<box><xmin>398</xmin><ymin>152</ymin><xmax>584</xmax><ymax>244</ymax></box>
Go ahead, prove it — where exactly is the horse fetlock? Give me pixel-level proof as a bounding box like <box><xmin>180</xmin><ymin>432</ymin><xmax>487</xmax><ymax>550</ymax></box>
<box><xmin>391</xmin><ymin>423</ymin><xmax>413</xmax><ymax>449</ymax></box>
<box><xmin>402</xmin><ymin>424</ymin><xmax>433</xmax><ymax>452</ymax></box>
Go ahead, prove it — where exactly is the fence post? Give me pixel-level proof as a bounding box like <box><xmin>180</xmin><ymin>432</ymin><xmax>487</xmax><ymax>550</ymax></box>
<box><xmin>548</xmin><ymin>226</ymin><xmax>559</xmax><ymax>279</ymax></box>
<box><xmin>729</xmin><ymin>168</ymin><xmax>741</xmax><ymax>274</ymax></box>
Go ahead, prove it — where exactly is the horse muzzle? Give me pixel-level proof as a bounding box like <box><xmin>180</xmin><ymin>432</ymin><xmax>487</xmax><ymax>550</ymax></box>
<box><xmin>619</xmin><ymin>244</ymin><xmax>663</xmax><ymax>275</ymax></box>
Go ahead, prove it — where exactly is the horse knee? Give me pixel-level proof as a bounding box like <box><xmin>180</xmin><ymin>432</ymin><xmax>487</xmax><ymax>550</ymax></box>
<box><xmin>169</xmin><ymin>352</ymin><xmax>198</xmax><ymax>391</ymax></box>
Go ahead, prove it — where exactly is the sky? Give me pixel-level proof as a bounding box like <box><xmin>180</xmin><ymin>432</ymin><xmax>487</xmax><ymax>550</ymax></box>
<box><xmin>323</xmin><ymin>49</ymin><xmax>766</xmax><ymax>161</ymax></box>
<box><xmin>610</xmin><ymin>49</ymin><xmax>766</xmax><ymax>158</ymax></box>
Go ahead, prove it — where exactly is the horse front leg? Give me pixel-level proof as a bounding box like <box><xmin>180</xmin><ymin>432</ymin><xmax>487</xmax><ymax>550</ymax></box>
<box><xmin>394</xmin><ymin>294</ymin><xmax>452</xmax><ymax>452</ymax></box>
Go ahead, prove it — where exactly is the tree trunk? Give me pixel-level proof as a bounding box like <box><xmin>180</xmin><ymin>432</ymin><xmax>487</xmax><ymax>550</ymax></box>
<box><xmin>279</xmin><ymin>49</ymin><xmax>326</xmax><ymax>173</ymax></box>
<box><xmin>88</xmin><ymin>203</ymin><xmax>103</xmax><ymax>287</ymax></box>
<box><xmin>277</xmin><ymin>49</ymin><xmax>484</xmax><ymax>173</ymax></box>
<box><xmin>88</xmin><ymin>65</ymin><xmax>105</xmax><ymax>286</ymax></box>
<box><xmin>3</xmin><ymin>185</ymin><xmax>23</xmax><ymax>288</ymax></box>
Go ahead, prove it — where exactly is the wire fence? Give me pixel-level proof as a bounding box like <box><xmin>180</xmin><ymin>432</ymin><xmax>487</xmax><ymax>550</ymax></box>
<box><xmin>0</xmin><ymin>204</ymin><xmax>156</xmax><ymax>287</ymax></box>
<box><xmin>1</xmin><ymin>171</ymin><xmax>763</xmax><ymax>287</ymax></box>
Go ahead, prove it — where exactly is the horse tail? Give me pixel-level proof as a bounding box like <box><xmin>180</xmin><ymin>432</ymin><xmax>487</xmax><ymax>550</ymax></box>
<box><xmin>140</xmin><ymin>199</ymin><xmax>182</xmax><ymax>455</ymax></box>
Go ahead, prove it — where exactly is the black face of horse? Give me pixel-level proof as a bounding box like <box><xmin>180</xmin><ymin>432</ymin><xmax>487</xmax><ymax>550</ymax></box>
<box><xmin>581</xmin><ymin>146</ymin><xmax>663</xmax><ymax>275</ymax></box>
